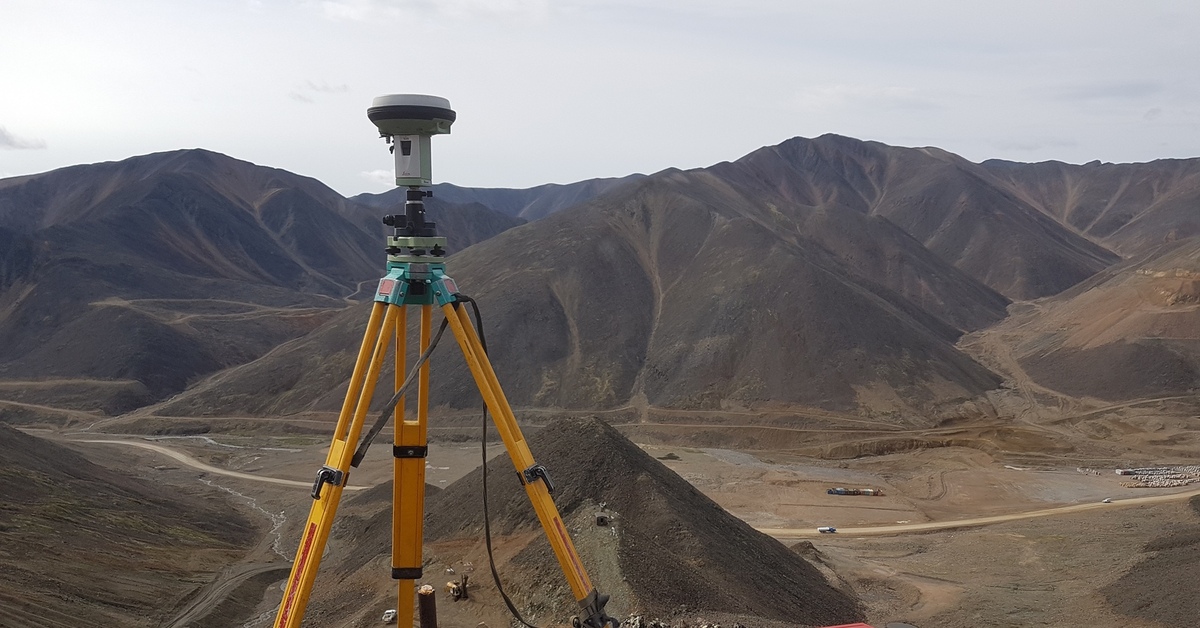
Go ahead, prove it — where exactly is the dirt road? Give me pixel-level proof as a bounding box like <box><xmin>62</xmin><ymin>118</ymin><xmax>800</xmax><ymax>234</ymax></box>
<box><xmin>761</xmin><ymin>485</ymin><xmax>1200</xmax><ymax>539</ymax></box>
<box><xmin>75</xmin><ymin>439</ymin><xmax>369</xmax><ymax>491</ymax></box>
<box><xmin>163</xmin><ymin>563</ymin><xmax>289</xmax><ymax>628</ymax></box>
<box><xmin>72</xmin><ymin>439</ymin><xmax>1200</xmax><ymax>539</ymax></box>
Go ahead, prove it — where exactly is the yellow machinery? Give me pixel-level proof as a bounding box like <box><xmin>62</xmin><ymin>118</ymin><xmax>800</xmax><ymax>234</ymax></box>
<box><xmin>272</xmin><ymin>95</ymin><xmax>617</xmax><ymax>628</ymax></box>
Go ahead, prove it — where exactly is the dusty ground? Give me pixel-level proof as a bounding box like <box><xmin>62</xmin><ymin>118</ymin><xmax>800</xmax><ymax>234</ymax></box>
<box><xmin>42</xmin><ymin>397</ymin><xmax>1200</xmax><ymax>628</ymax></box>
<box><xmin>641</xmin><ymin>443</ymin><xmax>1200</xmax><ymax>627</ymax></box>
<box><xmin>25</xmin><ymin>326</ymin><xmax>1200</xmax><ymax>628</ymax></box>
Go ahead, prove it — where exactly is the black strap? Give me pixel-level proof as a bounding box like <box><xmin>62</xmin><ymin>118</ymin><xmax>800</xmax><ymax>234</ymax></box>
<box><xmin>455</xmin><ymin>296</ymin><xmax>541</xmax><ymax>628</ymax></box>
<box><xmin>351</xmin><ymin>316</ymin><xmax>449</xmax><ymax>468</ymax></box>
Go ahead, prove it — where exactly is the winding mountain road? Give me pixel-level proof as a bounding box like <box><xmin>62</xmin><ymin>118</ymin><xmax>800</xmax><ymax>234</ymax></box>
<box><xmin>71</xmin><ymin>438</ymin><xmax>368</xmax><ymax>627</ymax></box>
<box><xmin>163</xmin><ymin>563</ymin><xmax>289</xmax><ymax>628</ymax></box>
<box><xmin>761</xmin><ymin>485</ymin><xmax>1200</xmax><ymax>539</ymax></box>
<box><xmin>72</xmin><ymin>438</ymin><xmax>1200</xmax><ymax>540</ymax></box>
<box><xmin>75</xmin><ymin>438</ymin><xmax>369</xmax><ymax>491</ymax></box>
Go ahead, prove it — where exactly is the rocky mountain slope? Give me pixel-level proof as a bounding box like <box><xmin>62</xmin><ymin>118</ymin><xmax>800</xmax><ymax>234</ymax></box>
<box><xmin>983</xmin><ymin>157</ymin><xmax>1200</xmax><ymax>256</ymax></box>
<box><xmin>8</xmin><ymin>137</ymin><xmax>1200</xmax><ymax>421</ymax></box>
<box><xmin>0</xmin><ymin>150</ymin><xmax>521</xmax><ymax>414</ymax></box>
<box><xmin>0</xmin><ymin>425</ymin><xmax>256</xmax><ymax>627</ymax></box>
<box><xmin>973</xmin><ymin>237</ymin><xmax>1200</xmax><ymax>401</ymax></box>
<box><xmin>156</xmin><ymin>159</ymin><xmax>1011</xmax><ymax>419</ymax></box>
<box><xmin>160</xmin><ymin>135</ymin><xmax>1199</xmax><ymax>421</ymax></box>
<box><xmin>716</xmin><ymin>135</ymin><xmax>1121</xmax><ymax>300</ymax></box>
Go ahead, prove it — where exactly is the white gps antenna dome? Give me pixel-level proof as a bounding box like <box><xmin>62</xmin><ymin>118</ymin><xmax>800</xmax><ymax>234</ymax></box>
<box><xmin>368</xmin><ymin>94</ymin><xmax>456</xmax><ymax>187</ymax></box>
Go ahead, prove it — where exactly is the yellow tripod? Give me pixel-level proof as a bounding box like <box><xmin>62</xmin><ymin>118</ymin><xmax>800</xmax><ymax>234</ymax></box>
<box><xmin>272</xmin><ymin>191</ymin><xmax>616</xmax><ymax>628</ymax></box>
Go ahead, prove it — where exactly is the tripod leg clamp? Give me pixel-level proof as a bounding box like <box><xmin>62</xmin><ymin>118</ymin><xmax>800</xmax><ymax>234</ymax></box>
<box><xmin>311</xmin><ymin>466</ymin><xmax>345</xmax><ymax>500</ymax></box>
<box><xmin>520</xmin><ymin>463</ymin><xmax>556</xmax><ymax>495</ymax></box>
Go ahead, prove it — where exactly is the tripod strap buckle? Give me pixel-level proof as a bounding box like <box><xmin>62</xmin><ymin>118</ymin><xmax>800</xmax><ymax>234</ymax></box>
<box><xmin>393</xmin><ymin>445</ymin><xmax>428</xmax><ymax>458</ymax></box>
<box><xmin>391</xmin><ymin>567</ymin><xmax>423</xmax><ymax>580</ymax></box>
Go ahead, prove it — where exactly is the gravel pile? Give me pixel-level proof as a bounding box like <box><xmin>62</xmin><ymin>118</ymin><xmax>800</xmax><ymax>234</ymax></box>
<box><xmin>423</xmin><ymin>417</ymin><xmax>864</xmax><ymax>626</ymax></box>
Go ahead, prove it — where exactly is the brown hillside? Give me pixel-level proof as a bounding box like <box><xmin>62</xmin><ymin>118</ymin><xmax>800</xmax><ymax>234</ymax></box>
<box><xmin>0</xmin><ymin>150</ymin><xmax>521</xmax><ymax>414</ymax></box>
<box><xmin>157</xmin><ymin>165</ymin><xmax>1005</xmax><ymax>419</ymax></box>
<box><xmin>0</xmin><ymin>425</ymin><xmax>256</xmax><ymax>627</ymax></box>
<box><xmin>972</xmin><ymin>238</ymin><xmax>1200</xmax><ymax>401</ymax></box>
<box><xmin>983</xmin><ymin>157</ymin><xmax>1200</xmax><ymax>255</ymax></box>
<box><xmin>718</xmin><ymin>135</ymin><xmax>1120</xmax><ymax>300</ymax></box>
<box><xmin>1102</xmin><ymin>496</ymin><xmax>1200</xmax><ymax>625</ymax></box>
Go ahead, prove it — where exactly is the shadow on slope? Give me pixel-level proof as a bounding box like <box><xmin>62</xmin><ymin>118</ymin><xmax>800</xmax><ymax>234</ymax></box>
<box><xmin>160</xmin><ymin>167</ymin><xmax>1004</xmax><ymax>421</ymax></box>
<box><xmin>0</xmin><ymin>149</ymin><xmax>524</xmax><ymax>415</ymax></box>
<box><xmin>0</xmin><ymin>425</ymin><xmax>255</xmax><ymax>627</ymax></box>
<box><xmin>1103</xmin><ymin>495</ymin><xmax>1200</xmax><ymax>625</ymax></box>
<box><xmin>719</xmin><ymin>135</ymin><xmax>1120</xmax><ymax>300</ymax></box>
<box><xmin>984</xmin><ymin>157</ymin><xmax>1200</xmax><ymax>256</ymax></box>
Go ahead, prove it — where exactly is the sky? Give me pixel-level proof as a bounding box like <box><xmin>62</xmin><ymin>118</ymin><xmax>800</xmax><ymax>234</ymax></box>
<box><xmin>2</xmin><ymin>0</ymin><xmax>1199</xmax><ymax>196</ymax></box>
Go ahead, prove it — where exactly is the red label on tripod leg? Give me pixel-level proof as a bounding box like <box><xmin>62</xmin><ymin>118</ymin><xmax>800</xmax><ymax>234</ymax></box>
<box><xmin>278</xmin><ymin>522</ymin><xmax>319</xmax><ymax>626</ymax></box>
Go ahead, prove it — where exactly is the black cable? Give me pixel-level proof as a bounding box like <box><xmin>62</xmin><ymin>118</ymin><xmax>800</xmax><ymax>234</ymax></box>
<box><xmin>351</xmin><ymin>316</ymin><xmax>449</xmax><ymax>468</ymax></box>
<box><xmin>455</xmin><ymin>295</ymin><xmax>541</xmax><ymax>628</ymax></box>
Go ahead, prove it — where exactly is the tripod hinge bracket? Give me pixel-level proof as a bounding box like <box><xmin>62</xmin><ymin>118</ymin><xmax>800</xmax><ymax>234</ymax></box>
<box><xmin>393</xmin><ymin>445</ymin><xmax>428</xmax><ymax>458</ymax></box>
<box><xmin>520</xmin><ymin>463</ymin><xmax>556</xmax><ymax>495</ymax></box>
<box><xmin>375</xmin><ymin>274</ymin><xmax>408</xmax><ymax>304</ymax></box>
<box><xmin>432</xmin><ymin>276</ymin><xmax>459</xmax><ymax>306</ymax></box>
<box><xmin>311</xmin><ymin>465</ymin><xmax>345</xmax><ymax>500</ymax></box>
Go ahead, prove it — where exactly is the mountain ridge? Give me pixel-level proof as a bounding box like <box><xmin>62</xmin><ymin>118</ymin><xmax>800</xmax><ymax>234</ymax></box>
<box><xmin>155</xmin><ymin>156</ymin><xmax>1009</xmax><ymax>419</ymax></box>
<box><xmin>0</xmin><ymin>149</ymin><xmax>521</xmax><ymax>413</ymax></box>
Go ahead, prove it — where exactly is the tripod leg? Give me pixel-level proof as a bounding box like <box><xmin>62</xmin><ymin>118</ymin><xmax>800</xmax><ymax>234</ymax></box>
<box><xmin>274</xmin><ymin>302</ymin><xmax>401</xmax><ymax>628</ymax></box>
<box><xmin>442</xmin><ymin>302</ymin><xmax>614</xmax><ymax>627</ymax></box>
<box><xmin>392</xmin><ymin>305</ymin><xmax>431</xmax><ymax>624</ymax></box>
<box><xmin>391</xmin><ymin>305</ymin><xmax>414</xmax><ymax>624</ymax></box>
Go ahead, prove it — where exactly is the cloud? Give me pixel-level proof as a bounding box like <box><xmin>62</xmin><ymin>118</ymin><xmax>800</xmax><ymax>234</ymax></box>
<box><xmin>360</xmin><ymin>169</ymin><xmax>394</xmax><ymax>187</ymax></box>
<box><xmin>0</xmin><ymin>126</ymin><xmax>47</xmax><ymax>150</ymax></box>
<box><xmin>288</xmin><ymin>80</ymin><xmax>350</xmax><ymax>104</ymax></box>
<box><xmin>436</xmin><ymin>0</ymin><xmax>549</xmax><ymax>20</ymax></box>
<box><xmin>1050</xmin><ymin>80</ymin><xmax>1164</xmax><ymax>101</ymax></box>
<box><xmin>314</xmin><ymin>0</ymin><xmax>548</xmax><ymax>22</ymax></box>
<box><xmin>318</xmin><ymin>0</ymin><xmax>377</xmax><ymax>21</ymax></box>
<box><xmin>792</xmin><ymin>84</ymin><xmax>938</xmax><ymax>112</ymax></box>
<box><xmin>990</xmin><ymin>138</ymin><xmax>1079</xmax><ymax>152</ymax></box>
<box><xmin>1144</xmin><ymin>107</ymin><xmax>1164</xmax><ymax>121</ymax></box>
<box><xmin>305</xmin><ymin>80</ymin><xmax>350</xmax><ymax>94</ymax></box>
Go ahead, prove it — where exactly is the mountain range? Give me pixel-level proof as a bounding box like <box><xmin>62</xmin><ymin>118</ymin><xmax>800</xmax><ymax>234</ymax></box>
<box><xmin>2</xmin><ymin>135</ymin><xmax>1199</xmax><ymax>422</ymax></box>
<box><xmin>0</xmin><ymin>149</ymin><xmax>520</xmax><ymax>414</ymax></box>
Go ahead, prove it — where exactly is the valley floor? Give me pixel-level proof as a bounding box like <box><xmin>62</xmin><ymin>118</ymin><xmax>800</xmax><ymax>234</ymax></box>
<box><xmin>37</xmin><ymin>402</ymin><xmax>1200</xmax><ymax>628</ymax></box>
